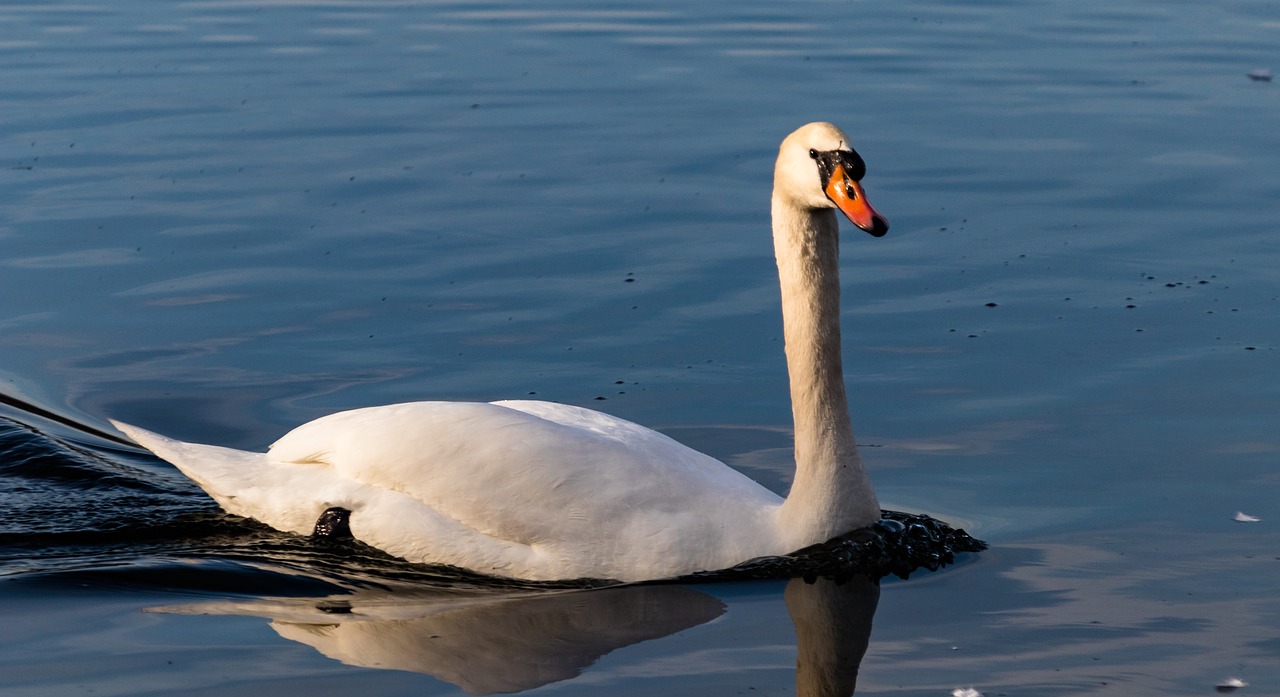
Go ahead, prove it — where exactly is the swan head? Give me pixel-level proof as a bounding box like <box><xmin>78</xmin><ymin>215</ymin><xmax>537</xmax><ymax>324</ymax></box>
<box><xmin>774</xmin><ymin>122</ymin><xmax>889</xmax><ymax>237</ymax></box>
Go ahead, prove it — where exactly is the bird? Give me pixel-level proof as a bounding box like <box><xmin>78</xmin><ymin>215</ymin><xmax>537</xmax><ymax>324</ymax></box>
<box><xmin>111</xmin><ymin>122</ymin><xmax>890</xmax><ymax>583</ymax></box>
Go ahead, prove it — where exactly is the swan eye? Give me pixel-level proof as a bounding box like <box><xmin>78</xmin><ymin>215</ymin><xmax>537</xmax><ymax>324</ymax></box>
<box><xmin>808</xmin><ymin>149</ymin><xmax>818</xmax><ymax>159</ymax></box>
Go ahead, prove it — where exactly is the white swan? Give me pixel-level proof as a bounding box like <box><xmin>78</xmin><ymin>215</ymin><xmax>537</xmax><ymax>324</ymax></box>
<box><xmin>111</xmin><ymin>122</ymin><xmax>890</xmax><ymax>583</ymax></box>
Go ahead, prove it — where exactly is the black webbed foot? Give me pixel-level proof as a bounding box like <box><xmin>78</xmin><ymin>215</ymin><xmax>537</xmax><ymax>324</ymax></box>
<box><xmin>313</xmin><ymin>507</ymin><xmax>353</xmax><ymax>539</ymax></box>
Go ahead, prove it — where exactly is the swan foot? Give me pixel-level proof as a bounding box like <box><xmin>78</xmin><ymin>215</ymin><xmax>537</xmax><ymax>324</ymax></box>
<box><xmin>313</xmin><ymin>507</ymin><xmax>353</xmax><ymax>539</ymax></box>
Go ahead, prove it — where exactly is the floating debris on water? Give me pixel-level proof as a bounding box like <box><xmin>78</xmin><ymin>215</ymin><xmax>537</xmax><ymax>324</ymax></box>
<box><xmin>1234</xmin><ymin>511</ymin><xmax>1261</xmax><ymax>523</ymax></box>
<box><xmin>1216</xmin><ymin>676</ymin><xmax>1248</xmax><ymax>692</ymax></box>
<box><xmin>1247</xmin><ymin>68</ymin><xmax>1272</xmax><ymax>82</ymax></box>
<box><xmin>952</xmin><ymin>689</ymin><xmax>984</xmax><ymax>697</ymax></box>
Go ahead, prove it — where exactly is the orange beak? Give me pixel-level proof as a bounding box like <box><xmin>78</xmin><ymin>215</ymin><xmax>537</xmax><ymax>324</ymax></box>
<box><xmin>824</xmin><ymin>164</ymin><xmax>889</xmax><ymax>237</ymax></box>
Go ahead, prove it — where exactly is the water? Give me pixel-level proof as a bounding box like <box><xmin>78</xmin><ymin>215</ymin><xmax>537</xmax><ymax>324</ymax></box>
<box><xmin>4</xmin><ymin>0</ymin><xmax>1280</xmax><ymax>694</ymax></box>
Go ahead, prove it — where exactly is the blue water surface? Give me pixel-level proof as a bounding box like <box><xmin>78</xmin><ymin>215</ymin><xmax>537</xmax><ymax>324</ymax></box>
<box><xmin>4</xmin><ymin>0</ymin><xmax>1280</xmax><ymax>694</ymax></box>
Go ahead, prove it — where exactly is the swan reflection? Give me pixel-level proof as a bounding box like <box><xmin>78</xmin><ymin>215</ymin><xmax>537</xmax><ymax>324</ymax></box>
<box><xmin>156</xmin><ymin>576</ymin><xmax>877</xmax><ymax>695</ymax></box>
<box><xmin>787</xmin><ymin>576</ymin><xmax>879</xmax><ymax>697</ymax></box>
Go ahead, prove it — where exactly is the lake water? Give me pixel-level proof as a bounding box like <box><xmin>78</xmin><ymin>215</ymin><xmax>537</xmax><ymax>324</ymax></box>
<box><xmin>4</xmin><ymin>0</ymin><xmax>1280</xmax><ymax>694</ymax></box>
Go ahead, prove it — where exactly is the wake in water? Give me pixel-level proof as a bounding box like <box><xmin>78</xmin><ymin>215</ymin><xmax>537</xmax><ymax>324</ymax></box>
<box><xmin>0</xmin><ymin>413</ymin><xmax>983</xmax><ymax>595</ymax></box>
<box><xmin>0</xmin><ymin>415</ymin><xmax>475</xmax><ymax>593</ymax></box>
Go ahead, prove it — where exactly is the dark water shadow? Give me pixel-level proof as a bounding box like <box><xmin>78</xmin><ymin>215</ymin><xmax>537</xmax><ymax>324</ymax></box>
<box><xmin>0</xmin><ymin>388</ymin><xmax>132</xmax><ymax>447</ymax></box>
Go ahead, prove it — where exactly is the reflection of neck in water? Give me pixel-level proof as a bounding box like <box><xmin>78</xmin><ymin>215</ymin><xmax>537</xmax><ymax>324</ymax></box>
<box><xmin>786</xmin><ymin>576</ymin><xmax>879</xmax><ymax>697</ymax></box>
<box><xmin>157</xmin><ymin>575</ymin><xmax>880</xmax><ymax>696</ymax></box>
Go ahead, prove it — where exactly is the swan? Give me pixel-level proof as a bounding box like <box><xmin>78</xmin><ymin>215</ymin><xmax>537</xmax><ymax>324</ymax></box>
<box><xmin>111</xmin><ymin>122</ymin><xmax>890</xmax><ymax>583</ymax></box>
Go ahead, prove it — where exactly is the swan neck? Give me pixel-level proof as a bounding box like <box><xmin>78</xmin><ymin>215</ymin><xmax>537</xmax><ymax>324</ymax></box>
<box><xmin>771</xmin><ymin>195</ymin><xmax>880</xmax><ymax>546</ymax></box>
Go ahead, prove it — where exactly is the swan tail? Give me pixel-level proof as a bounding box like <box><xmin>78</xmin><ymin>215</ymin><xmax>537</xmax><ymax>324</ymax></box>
<box><xmin>110</xmin><ymin>419</ymin><xmax>324</xmax><ymax>535</ymax></box>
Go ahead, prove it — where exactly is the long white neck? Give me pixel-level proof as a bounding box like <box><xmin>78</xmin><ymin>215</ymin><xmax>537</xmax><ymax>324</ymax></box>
<box><xmin>771</xmin><ymin>195</ymin><xmax>880</xmax><ymax>548</ymax></box>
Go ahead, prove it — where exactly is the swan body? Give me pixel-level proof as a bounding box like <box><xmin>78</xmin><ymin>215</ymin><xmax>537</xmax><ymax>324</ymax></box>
<box><xmin>113</xmin><ymin>122</ymin><xmax>890</xmax><ymax>582</ymax></box>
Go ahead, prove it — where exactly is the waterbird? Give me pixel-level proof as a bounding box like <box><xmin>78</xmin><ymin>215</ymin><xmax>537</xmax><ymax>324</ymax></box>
<box><xmin>113</xmin><ymin>122</ymin><xmax>891</xmax><ymax>582</ymax></box>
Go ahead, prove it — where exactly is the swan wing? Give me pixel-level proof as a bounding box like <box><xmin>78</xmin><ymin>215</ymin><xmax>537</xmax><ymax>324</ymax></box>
<box><xmin>115</xmin><ymin>401</ymin><xmax>781</xmax><ymax>580</ymax></box>
<box><xmin>114</xmin><ymin>405</ymin><xmax>784</xmax><ymax>582</ymax></box>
